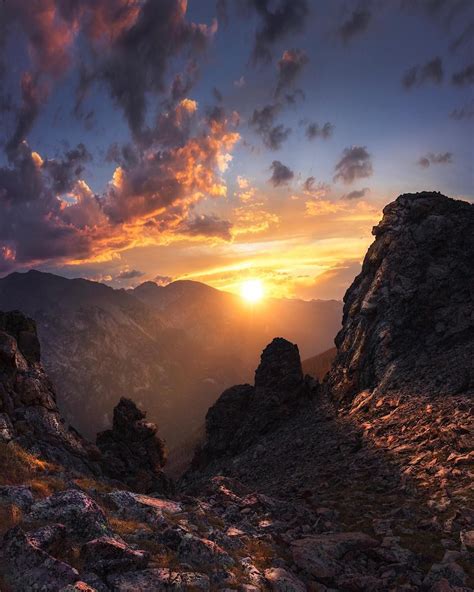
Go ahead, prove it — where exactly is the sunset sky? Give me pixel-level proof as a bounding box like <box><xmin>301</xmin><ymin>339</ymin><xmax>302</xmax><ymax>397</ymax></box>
<box><xmin>0</xmin><ymin>0</ymin><xmax>472</xmax><ymax>300</ymax></box>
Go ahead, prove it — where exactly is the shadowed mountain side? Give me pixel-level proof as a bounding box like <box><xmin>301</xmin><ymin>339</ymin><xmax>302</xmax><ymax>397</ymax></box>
<box><xmin>302</xmin><ymin>347</ymin><xmax>337</xmax><ymax>380</ymax></box>
<box><xmin>0</xmin><ymin>271</ymin><xmax>342</xmax><ymax>446</ymax></box>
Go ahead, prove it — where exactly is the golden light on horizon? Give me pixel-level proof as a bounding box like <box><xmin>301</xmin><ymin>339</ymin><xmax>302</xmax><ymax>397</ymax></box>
<box><xmin>240</xmin><ymin>279</ymin><xmax>264</xmax><ymax>304</ymax></box>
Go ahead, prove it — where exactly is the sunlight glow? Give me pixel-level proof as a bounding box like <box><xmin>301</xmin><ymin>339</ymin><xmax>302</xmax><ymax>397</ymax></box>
<box><xmin>240</xmin><ymin>279</ymin><xmax>264</xmax><ymax>303</ymax></box>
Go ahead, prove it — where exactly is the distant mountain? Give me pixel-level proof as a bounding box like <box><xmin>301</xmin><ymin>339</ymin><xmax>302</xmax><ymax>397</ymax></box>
<box><xmin>302</xmin><ymin>347</ymin><xmax>337</xmax><ymax>380</ymax></box>
<box><xmin>0</xmin><ymin>270</ymin><xmax>342</xmax><ymax>448</ymax></box>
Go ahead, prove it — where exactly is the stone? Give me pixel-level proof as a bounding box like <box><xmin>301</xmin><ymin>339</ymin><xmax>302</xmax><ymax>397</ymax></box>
<box><xmin>96</xmin><ymin>397</ymin><xmax>171</xmax><ymax>494</ymax></box>
<box><xmin>291</xmin><ymin>532</ymin><xmax>379</xmax><ymax>583</ymax></box>
<box><xmin>28</xmin><ymin>489</ymin><xmax>109</xmax><ymax>540</ymax></box>
<box><xmin>2</xmin><ymin>525</ymin><xmax>79</xmax><ymax>590</ymax></box>
<box><xmin>264</xmin><ymin>567</ymin><xmax>307</xmax><ymax>592</ymax></box>
<box><xmin>107</xmin><ymin>568</ymin><xmax>210</xmax><ymax>591</ymax></box>
<box><xmin>81</xmin><ymin>535</ymin><xmax>149</xmax><ymax>575</ymax></box>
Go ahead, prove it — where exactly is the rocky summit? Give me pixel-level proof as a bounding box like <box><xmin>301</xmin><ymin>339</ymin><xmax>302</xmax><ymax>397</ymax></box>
<box><xmin>0</xmin><ymin>192</ymin><xmax>473</xmax><ymax>591</ymax></box>
<box><xmin>190</xmin><ymin>337</ymin><xmax>315</xmax><ymax>469</ymax></box>
<box><xmin>327</xmin><ymin>191</ymin><xmax>474</xmax><ymax>402</ymax></box>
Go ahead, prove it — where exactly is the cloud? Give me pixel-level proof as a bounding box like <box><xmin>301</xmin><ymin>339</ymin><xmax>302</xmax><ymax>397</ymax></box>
<box><xmin>450</xmin><ymin>100</ymin><xmax>474</xmax><ymax>120</ymax></box>
<box><xmin>341</xmin><ymin>188</ymin><xmax>370</xmax><ymax>200</ymax></box>
<box><xmin>2</xmin><ymin>0</ymin><xmax>216</xmax><ymax>145</ymax></box>
<box><xmin>333</xmin><ymin>146</ymin><xmax>373</xmax><ymax>184</ymax></box>
<box><xmin>95</xmin><ymin>0</ymin><xmax>216</xmax><ymax>138</ymax></box>
<box><xmin>303</xmin><ymin>177</ymin><xmax>331</xmax><ymax>198</ymax></box>
<box><xmin>245</xmin><ymin>0</ymin><xmax>310</xmax><ymax>62</ymax></box>
<box><xmin>249</xmin><ymin>103</ymin><xmax>291</xmax><ymax>150</ymax></box>
<box><xmin>417</xmin><ymin>152</ymin><xmax>453</xmax><ymax>168</ymax></box>
<box><xmin>269</xmin><ymin>160</ymin><xmax>294</xmax><ymax>186</ymax></box>
<box><xmin>275</xmin><ymin>49</ymin><xmax>309</xmax><ymax>96</ymax></box>
<box><xmin>402</xmin><ymin>57</ymin><xmax>443</xmax><ymax>89</ymax></box>
<box><xmin>296</xmin><ymin>260</ymin><xmax>362</xmax><ymax>300</ymax></box>
<box><xmin>179</xmin><ymin>214</ymin><xmax>233</xmax><ymax>241</ymax></box>
<box><xmin>6</xmin><ymin>73</ymin><xmax>45</xmax><ymax>157</ymax></box>
<box><xmin>153</xmin><ymin>274</ymin><xmax>173</xmax><ymax>286</ymax></box>
<box><xmin>234</xmin><ymin>76</ymin><xmax>246</xmax><ymax>88</ymax></box>
<box><xmin>452</xmin><ymin>63</ymin><xmax>474</xmax><ymax>86</ymax></box>
<box><xmin>43</xmin><ymin>143</ymin><xmax>92</xmax><ymax>194</ymax></box>
<box><xmin>305</xmin><ymin>122</ymin><xmax>334</xmax><ymax>141</ymax></box>
<box><xmin>116</xmin><ymin>268</ymin><xmax>145</xmax><ymax>280</ymax></box>
<box><xmin>338</xmin><ymin>9</ymin><xmax>371</xmax><ymax>43</ymax></box>
<box><xmin>0</xmin><ymin>102</ymin><xmax>240</xmax><ymax>272</ymax></box>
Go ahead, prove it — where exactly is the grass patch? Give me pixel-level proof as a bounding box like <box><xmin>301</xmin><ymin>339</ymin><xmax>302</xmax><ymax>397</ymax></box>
<box><xmin>0</xmin><ymin>443</ymin><xmax>55</xmax><ymax>486</ymax></box>
<box><xmin>0</xmin><ymin>504</ymin><xmax>22</xmax><ymax>536</ymax></box>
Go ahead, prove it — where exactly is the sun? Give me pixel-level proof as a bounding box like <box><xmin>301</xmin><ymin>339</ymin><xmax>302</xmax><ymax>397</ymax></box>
<box><xmin>240</xmin><ymin>279</ymin><xmax>264</xmax><ymax>304</ymax></box>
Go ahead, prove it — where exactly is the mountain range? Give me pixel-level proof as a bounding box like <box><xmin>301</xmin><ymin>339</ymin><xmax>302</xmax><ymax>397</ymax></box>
<box><xmin>0</xmin><ymin>271</ymin><xmax>342</xmax><ymax>448</ymax></box>
<box><xmin>0</xmin><ymin>191</ymin><xmax>473</xmax><ymax>591</ymax></box>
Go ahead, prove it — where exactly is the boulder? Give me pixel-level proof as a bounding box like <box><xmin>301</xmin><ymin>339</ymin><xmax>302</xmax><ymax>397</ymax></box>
<box><xmin>2</xmin><ymin>525</ymin><xmax>79</xmax><ymax>590</ymax></box>
<box><xmin>27</xmin><ymin>489</ymin><xmax>109</xmax><ymax>540</ymax></box>
<box><xmin>81</xmin><ymin>535</ymin><xmax>149</xmax><ymax>575</ymax></box>
<box><xmin>106</xmin><ymin>568</ymin><xmax>210</xmax><ymax>591</ymax></box>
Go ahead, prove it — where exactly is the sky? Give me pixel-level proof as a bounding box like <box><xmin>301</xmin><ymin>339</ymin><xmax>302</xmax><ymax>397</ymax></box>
<box><xmin>0</xmin><ymin>0</ymin><xmax>472</xmax><ymax>300</ymax></box>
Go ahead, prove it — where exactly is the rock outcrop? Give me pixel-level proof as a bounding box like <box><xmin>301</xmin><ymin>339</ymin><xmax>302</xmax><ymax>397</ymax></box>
<box><xmin>191</xmin><ymin>338</ymin><xmax>315</xmax><ymax>470</ymax></box>
<box><xmin>327</xmin><ymin>192</ymin><xmax>474</xmax><ymax>402</ymax></box>
<box><xmin>0</xmin><ymin>310</ymin><xmax>100</xmax><ymax>474</ymax></box>
<box><xmin>96</xmin><ymin>397</ymin><xmax>171</xmax><ymax>494</ymax></box>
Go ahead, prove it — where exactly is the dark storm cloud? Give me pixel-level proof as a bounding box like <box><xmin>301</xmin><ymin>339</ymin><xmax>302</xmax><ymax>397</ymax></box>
<box><xmin>269</xmin><ymin>160</ymin><xmax>294</xmax><ymax>186</ymax></box>
<box><xmin>179</xmin><ymin>214</ymin><xmax>233</xmax><ymax>240</ymax></box>
<box><xmin>116</xmin><ymin>269</ymin><xmax>145</xmax><ymax>280</ymax></box>
<box><xmin>402</xmin><ymin>57</ymin><xmax>443</xmax><ymax>89</ymax></box>
<box><xmin>245</xmin><ymin>0</ymin><xmax>310</xmax><ymax>62</ymax></box>
<box><xmin>341</xmin><ymin>188</ymin><xmax>370</xmax><ymax>200</ymax></box>
<box><xmin>334</xmin><ymin>146</ymin><xmax>373</xmax><ymax>184</ymax></box>
<box><xmin>43</xmin><ymin>143</ymin><xmax>92</xmax><ymax>193</ymax></box>
<box><xmin>452</xmin><ymin>63</ymin><xmax>474</xmax><ymax>86</ymax></box>
<box><xmin>417</xmin><ymin>152</ymin><xmax>453</xmax><ymax>167</ymax></box>
<box><xmin>249</xmin><ymin>103</ymin><xmax>291</xmax><ymax>150</ymax></box>
<box><xmin>338</xmin><ymin>9</ymin><xmax>371</xmax><ymax>43</ymax></box>
<box><xmin>305</xmin><ymin>122</ymin><xmax>334</xmax><ymax>141</ymax></box>
<box><xmin>450</xmin><ymin>101</ymin><xmax>474</xmax><ymax>120</ymax></box>
<box><xmin>275</xmin><ymin>49</ymin><xmax>309</xmax><ymax>96</ymax></box>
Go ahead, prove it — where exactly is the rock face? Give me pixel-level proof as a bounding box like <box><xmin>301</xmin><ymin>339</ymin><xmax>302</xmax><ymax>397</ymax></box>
<box><xmin>191</xmin><ymin>338</ymin><xmax>315</xmax><ymax>469</ymax></box>
<box><xmin>0</xmin><ymin>310</ymin><xmax>100</xmax><ymax>474</ymax></box>
<box><xmin>327</xmin><ymin>192</ymin><xmax>474</xmax><ymax>402</ymax></box>
<box><xmin>96</xmin><ymin>397</ymin><xmax>171</xmax><ymax>494</ymax></box>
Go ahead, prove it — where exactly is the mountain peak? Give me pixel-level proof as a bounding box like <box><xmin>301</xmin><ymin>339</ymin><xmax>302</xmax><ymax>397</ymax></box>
<box><xmin>327</xmin><ymin>191</ymin><xmax>474</xmax><ymax>401</ymax></box>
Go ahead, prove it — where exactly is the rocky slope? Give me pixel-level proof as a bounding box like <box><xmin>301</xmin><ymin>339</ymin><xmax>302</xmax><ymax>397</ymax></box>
<box><xmin>0</xmin><ymin>271</ymin><xmax>342</xmax><ymax>448</ymax></box>
<box><xmin>184</xmin><ymin>192</ymin><xmax>474</xmax><ymax>589</ymax></box>
<box><xmin>0</xmin><ymin>191</ymin><xmax>473</xmax><ymax>591</ymax></box>
<box><xmin>0</xmin><ymin>310</ymin><xmax>100</xmax><ymax>475</ymax></box>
